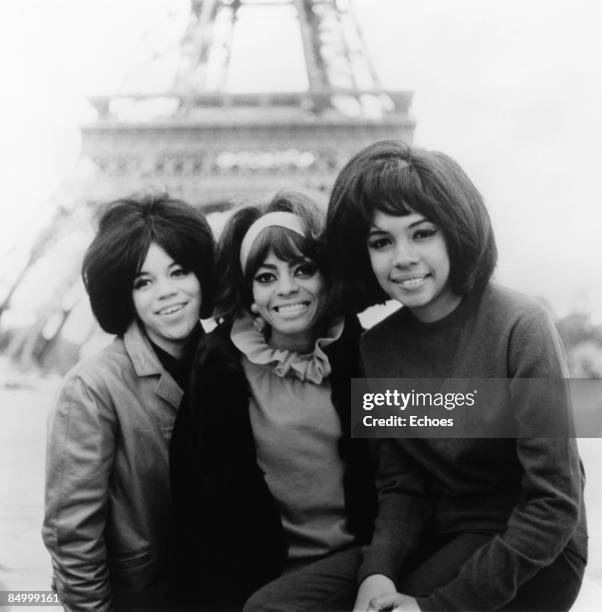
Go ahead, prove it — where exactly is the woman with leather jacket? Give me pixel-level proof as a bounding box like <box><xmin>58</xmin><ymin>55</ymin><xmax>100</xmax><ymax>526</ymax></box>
<box><xmin>42</xmin><ymin>195</ymin><xmax>214</xmax><ymax>611</ymax></box>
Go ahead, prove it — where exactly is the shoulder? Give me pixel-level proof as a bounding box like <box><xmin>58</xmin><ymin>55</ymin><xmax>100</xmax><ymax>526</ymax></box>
<box><xmin>480</xmin><ymin>283</ymin><xmax>550</xmax><ymax>318</ymax></box>
<box><xmin>60</xmin><ymin>338</ymin><xmax>132</xmax><ymax>396</ymax></box>
<box><xmin>52</xmin><ymin>339</ymin><xmax>131</xmax><ymax>420</ymax></box>
<box><xmin>477</xmin><ymin>283</ymin><xmax>556</xmax><ymax>333</ymax></box>
<box><xmin>480</xmin><ymin>284</ymin><xmax>567</xmax><ymax>375</ymax></box>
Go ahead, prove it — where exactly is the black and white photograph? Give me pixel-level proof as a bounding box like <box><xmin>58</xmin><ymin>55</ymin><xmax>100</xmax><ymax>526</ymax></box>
<box><xmin>1</xmin><ymin>1</ymin><xmax>601</xmax><ymax>610</ymax></box>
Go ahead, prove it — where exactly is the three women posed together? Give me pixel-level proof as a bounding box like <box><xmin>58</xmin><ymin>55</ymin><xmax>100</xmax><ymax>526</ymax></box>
<box><xmin>42</xmin><ymin>140</ymin><xmax>587</xmax><ymax>612</ymax></box>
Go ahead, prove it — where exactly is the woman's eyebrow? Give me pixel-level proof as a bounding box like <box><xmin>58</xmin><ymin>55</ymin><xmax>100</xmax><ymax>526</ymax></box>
<box><xmin>409</xmin><ymin>218</ymin><xmax>430</xmax><ymax>228</ymax></box>
<box><xmin>369</xmin><ymin>217</ymin><xmax>429</xmax><ymax>233</ymax></box>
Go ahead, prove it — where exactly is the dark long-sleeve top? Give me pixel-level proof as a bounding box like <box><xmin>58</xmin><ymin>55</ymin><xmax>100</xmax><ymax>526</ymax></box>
<box><xmin>358</xmin><ymin>283</ymin><xmax>587</xmax><ymax>611</ymax></box>
<box><xmin>169</xmin><ymin>314</ymin><xmax>376</xmax><ymax>606</ymax></box>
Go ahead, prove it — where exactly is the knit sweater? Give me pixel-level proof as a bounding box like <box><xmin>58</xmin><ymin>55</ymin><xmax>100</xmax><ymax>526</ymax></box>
<box><xmin>358</xmin><ymin>283</ymin><xmax>587</xmax><ymax>611</ymax></box>
<box><xmin>232</xmin><ymin>315</ymin><xmax>355</xmax><ymax>562</ymax></box>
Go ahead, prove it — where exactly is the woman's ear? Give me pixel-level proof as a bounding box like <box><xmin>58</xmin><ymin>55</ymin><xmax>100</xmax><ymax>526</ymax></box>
<box><xmin>249</xmin><ymin>303</ymin><xmax>267</xmax><ymax>332</ymax></box>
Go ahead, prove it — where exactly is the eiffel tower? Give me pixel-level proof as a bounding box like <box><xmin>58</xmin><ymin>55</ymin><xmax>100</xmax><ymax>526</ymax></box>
<box><xmin>82</xmin><ymin>0</ymin><xmax>414</xmax><ymax>208</ymax></box>
<box><xmin>1</xmin><ymin>0</ymin><xmax>414</xmax><ymax>371</ymax></box>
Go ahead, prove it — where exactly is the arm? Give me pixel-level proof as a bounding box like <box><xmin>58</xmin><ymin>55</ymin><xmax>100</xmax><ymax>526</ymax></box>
<box><xmin>354</xmin><ymin>438</ymin><xmax>433</xmax><ymax>612</ymax></box>
<box><xmin>355</xmin><ymin>339</ymin><xmax>433</xmax><ymax>610</ymax></box>
<box><xmin>416</xmin><ymin>310</ymin><xmax>584</xmax><ymax>611</ymax></box>
<box><xmin>358</xmin><ymin>439</ymin><xmax>433</xmax><ymax>583</ymax></box>
<box><xmin>42</xmin><ymin>374</ymin><xmax>116</xmax><ymax>612</ymax></box>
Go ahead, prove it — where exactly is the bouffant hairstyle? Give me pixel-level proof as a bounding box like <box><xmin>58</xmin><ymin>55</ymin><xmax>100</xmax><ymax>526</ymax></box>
<box><xmin>82</xmin><ymin>194</ymin><xmax>215</xmax><ymax>335</ymax></box>
<box><xmin>213</xmin><ymin>188</ymin><xmax>327</xmax><ymax>323</ymax></box>
<box><xmin>326</xmin><ymin>140</ymin><xmax>497</xmax><ymax>311</ymax></box>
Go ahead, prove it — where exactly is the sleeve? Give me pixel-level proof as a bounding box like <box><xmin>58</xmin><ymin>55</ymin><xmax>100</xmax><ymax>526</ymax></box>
<box><xmin>357</xmin><ymin>438</ymin><xmax>433</xmax><ymax>583</ymax></box>
<box><xmin>357</xmin><ymin>345</ymin><xmax>433</xmax><ymax>583</ymax></box>
<box><xmin>41</xmin><ymin>374</ymin><xmax>116</xmax><ymax>612</ymax></box>
<box><xmin>416</xmin><ymin>309</ymin><xmax>584</xmax><ymax>611</ymax></box>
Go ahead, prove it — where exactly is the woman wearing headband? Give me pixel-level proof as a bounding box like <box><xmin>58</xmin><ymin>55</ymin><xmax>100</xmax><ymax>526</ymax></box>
<box><xmin>169</xmin><ymin>189</ymin><xmax>376</xmax><ymax>610</ymax></box>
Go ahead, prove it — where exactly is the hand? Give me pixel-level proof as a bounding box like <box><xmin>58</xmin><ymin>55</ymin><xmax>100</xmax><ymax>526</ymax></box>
<box><xmin>353</xmin><ymin>574</ymin><xmax>397</xmax><ymax>611</ymax></box>
<box><xmin>368</xmin><ymin>592</ymin><xmax>420</xmax><ymax>612</ymax></box>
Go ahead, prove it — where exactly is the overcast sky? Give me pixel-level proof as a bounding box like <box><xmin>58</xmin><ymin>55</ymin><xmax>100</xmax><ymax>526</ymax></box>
<box><xmin>1</xmin><ymin>0</ymin><xmax>601</xmax><ymax>316</ymax></box>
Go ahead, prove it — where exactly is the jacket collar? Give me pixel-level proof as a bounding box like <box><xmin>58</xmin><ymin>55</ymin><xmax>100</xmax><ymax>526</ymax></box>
<box><xmin>123</xmin><ymin>321</ymin><xmax>183</xmax><ymax>409</ymax></box>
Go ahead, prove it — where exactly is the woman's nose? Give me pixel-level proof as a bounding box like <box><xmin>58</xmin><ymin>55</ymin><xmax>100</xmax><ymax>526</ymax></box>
<box><xmin>392</xmin><ymin>241</ymin><xmax>419</xmax><ymax>267</ymax></box>
<box><xmin>156</xmin><ymin>276</ymin><xmax>177</xmax><ymax>298</ymax></box>
<box><xmin>276</xmin><ymin>272</ymin><xmax>298</xmax><ymax>295</ymax></box>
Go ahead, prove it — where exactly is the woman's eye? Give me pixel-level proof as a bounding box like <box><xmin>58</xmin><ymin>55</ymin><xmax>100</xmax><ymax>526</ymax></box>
<box><xmin>133</xmin><ymin>277</ymin><xmax>151</xmax><ymax>290</ymax></box>
<box><xmin>171</xmin><ymin>266</ymin><xmax>189</xmax><ymax>278</ymax></box>
<box><xmin>254</xmin><ymin>272</ymin><xmax>275</xmax><ymax>284</ymax></box>
<box><xmin>367</xmin><ymin>237</ymin><xmax>392</xmax><ymax>250</ymax></box>
<box><xmin>413</xmin><ymin>228</ymin><xmax>437</xmax><ymax>240</ymax></box>
<box><xmin>294</xmin><ymin>263</ymin><xmax>317</xmax><ymax>278</ymax></box>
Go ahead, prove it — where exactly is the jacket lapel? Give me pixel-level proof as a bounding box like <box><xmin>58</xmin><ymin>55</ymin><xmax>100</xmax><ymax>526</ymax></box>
<box><xmin>153</xmin><ymin>373</ymin><xmax>183</xmax><ymax>410</ymax></box>
<box><xmin>124</xmin><ymin>321</ymin><xmax>183</xmax><ymax>410</ymax></box>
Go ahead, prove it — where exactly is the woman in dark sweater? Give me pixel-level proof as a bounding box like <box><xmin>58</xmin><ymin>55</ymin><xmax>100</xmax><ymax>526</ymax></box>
<box><xmin>322</xmin><ymin>140</ymin><xmax>587</xmax><ymax>611</ymax></box>
<box><xmin>169</xmin><ymin>189</ymin><xmax>375</xmax><ymax>610</ymax></box>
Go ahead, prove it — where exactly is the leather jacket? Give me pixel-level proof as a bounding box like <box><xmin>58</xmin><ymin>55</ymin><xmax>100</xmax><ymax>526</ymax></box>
<box><xmin>42</xmin><ymin>321</ymin><xmax>184</xmax><ymax>611</ymax></box>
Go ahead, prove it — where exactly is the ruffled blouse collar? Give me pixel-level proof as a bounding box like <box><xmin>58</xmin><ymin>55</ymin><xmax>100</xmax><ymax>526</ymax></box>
<box><xmin>231</xmin><ymin>313</ymin><xmax>344</xmax><ymax>384</ymax></box>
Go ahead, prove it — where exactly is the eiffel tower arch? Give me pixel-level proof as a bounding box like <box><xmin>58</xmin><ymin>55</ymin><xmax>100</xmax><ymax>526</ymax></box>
<box><xmin>2</xmin><ymin>0</ymin><xmax>414</xmax><ymax>372</ymax></box>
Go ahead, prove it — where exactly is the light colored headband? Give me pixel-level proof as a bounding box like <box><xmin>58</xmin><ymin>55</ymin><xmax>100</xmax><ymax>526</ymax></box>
<box><xmin>240</xmin><ymin>211</ymin><xmax>306</xmax><ymax>270</ymax></box>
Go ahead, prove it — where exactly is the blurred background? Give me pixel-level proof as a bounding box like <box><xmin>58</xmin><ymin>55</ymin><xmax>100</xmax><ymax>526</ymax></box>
<box><xmin>0</xmin><ymin>0</ymin><xmax>601</xmax><ymax>609</ymax></box>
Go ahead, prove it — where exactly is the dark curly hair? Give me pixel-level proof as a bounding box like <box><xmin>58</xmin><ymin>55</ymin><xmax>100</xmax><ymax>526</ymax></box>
<box><xmin>82</xmin><ymin>194</ymin><xmax>215</xmax><ymax>335</ymax></box>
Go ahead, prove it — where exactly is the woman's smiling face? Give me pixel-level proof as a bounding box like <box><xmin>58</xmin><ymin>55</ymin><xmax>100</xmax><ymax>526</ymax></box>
<box><xmin>252</xmin><ymin>250</ymin><xmax>326</xmax><ymax>350</ymax></box>
<box><xmin>132</xmin><ymin>242</ymin><xmax>201</xmax><ymax>358</ymax></box>
<box><xmin>367</xmin><ymin>210</ymin><xmax>461</xmax><ymax>323</ymax></box>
